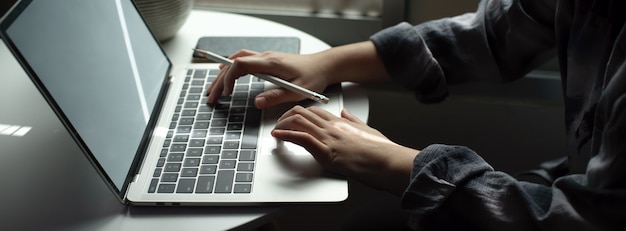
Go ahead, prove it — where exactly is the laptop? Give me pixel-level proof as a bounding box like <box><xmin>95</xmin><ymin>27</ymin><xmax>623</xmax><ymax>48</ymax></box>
<box><xmin>0</xmin><ymin>0</ymin><xmax>348</xmax><ymax>205</ymax></box>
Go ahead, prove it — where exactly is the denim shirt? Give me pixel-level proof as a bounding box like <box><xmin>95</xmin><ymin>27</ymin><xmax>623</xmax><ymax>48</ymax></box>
<box><xmin>370</xmin><ymin>0</ymin><xmax>626</xmax><ymax>230</ymax></box>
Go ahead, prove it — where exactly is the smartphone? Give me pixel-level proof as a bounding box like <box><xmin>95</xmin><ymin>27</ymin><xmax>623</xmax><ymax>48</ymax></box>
<box><xmin>192</xmin><ymin>36</ymin><xmax>300</xmax><ymax>63</ymax></box>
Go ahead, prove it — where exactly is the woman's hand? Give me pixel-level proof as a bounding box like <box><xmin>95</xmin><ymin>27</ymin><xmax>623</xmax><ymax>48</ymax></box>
<box><xmin>206</xmin><ymin>41</ymin><xmax>392</xmax><ymax>109</ymax></box>
<box><xmin>206</xmin><ymin>50</ymin><xmax>331</xmax><ymax>109</ymax></box>
<box><xmin>271</xmin><ymin>105</ymin><xmax>419</xmax><ymax>196</ymax></box>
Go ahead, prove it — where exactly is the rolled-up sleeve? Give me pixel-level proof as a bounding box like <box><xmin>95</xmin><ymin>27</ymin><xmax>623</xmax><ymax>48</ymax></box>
<box><xmin>403</xmin><ymin>141</ymin><xmax>626</xmax><ymax>230</ymax></box>
<box><xmin>370</xmin><ymin>0</ymin><xmax>557</xmax><ymax>103</ymax></box>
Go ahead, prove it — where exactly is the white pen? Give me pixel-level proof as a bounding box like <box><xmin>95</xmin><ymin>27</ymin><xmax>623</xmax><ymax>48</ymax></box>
<box><xmin>193</xmin><ymin>48</ymin><xmax>329</xmax><ymax>104</ymax></box>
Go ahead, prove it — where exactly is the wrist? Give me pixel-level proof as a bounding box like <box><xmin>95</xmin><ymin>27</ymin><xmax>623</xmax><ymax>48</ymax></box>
<box><xmin>384</xmin><ymin>146</ymin><xmax>419</xmax><ymax>195</ymax></box>
<box><xmin>314</xmin><ymin>41</ymin><xmax>391</xmax><ymax>84</ymax></box>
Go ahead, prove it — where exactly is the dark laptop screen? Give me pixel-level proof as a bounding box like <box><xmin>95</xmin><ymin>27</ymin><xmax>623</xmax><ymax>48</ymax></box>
<box><xmin>1</xmin><ymin>0</ymin><xmax>170</xmax><ymax>193</ymax></box>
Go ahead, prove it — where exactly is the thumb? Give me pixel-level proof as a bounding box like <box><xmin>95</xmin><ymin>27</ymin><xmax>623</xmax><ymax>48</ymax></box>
<box><xmin>254</xmin><ymin>88</ymin><xmax>304</xmax><ymax>109</ymax></box>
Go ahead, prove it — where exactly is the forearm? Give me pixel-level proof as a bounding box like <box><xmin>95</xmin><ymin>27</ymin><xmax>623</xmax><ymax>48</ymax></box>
<box><xmin>312</xmin><ymin>41</ymin><xmax>392</xmax><ymax>84</ymax></box>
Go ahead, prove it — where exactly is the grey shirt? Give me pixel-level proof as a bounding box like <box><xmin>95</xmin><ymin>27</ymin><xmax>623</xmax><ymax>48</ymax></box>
<box><xmin>371</xmin><ymin>0</ymin><xmax>626</xmax><ymax>230</ymax></box>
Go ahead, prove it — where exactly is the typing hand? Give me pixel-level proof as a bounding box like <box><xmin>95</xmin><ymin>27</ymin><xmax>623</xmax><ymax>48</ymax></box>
<box><xmin>271</xmin><ymin>106</ymin><xmax>420</xmax><ymax>195</ymax></box>
<box><xmin>206</xmin><ymin>50</ymin><xmax>330</xmax><ymax>109</ymax></box>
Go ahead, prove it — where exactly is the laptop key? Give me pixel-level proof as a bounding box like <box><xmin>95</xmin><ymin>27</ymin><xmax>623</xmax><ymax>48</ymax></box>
<box><xmin>194</xmin><ymin>122</ymin><xmax>210</xmax><ymax>129</ymax></box>
<box><xmin>153</xmin><ymin>168</ymin><xmax>162</xmax><ymax>177</ymax></box>
<box><xmin>186</xmin><ymin>148</ymin><xmax>203</xmax><ymax>156</ymax></box>
<box><xmin>206</xmin><ymin>136</ymin><xmax>222</xmax><ymax>144</ymax></box>
<box><xmin>202</xmin><ymin>155</ymin><xmax>219</xmax><ymax>164</ymax></box>
<box><xmin>213</xmin><ymin>111</ymin><xmax>228</xmax><ymax>118</ymax></box>
<box><xmin>227</xmin><ymin>124</ymin><xmax>243</xmax><ymax>131</ymax></box>
<box><xmin>199</xmin><ymin>104</ymin><xmax>213</xmax><ymax>112</ymax></box>
<box><xmin>181</xmin><ymin>110</ymin><xmax>196</xmax><ymax>117</ymax></box>
<box><xmin>190</xmin><ymin>80</ymin><xmax>204</xmax><ymax>86</ymax></box>
<box><xmin>192</xmin><ymin>130</ymin><xmax>207</xmax><ymax>138</ymax></box>
<box><xmin>204</xmin><ymin>146</ymin><xmax>221</xmax><ymax>154</ymax></box>
<box><xmin>225</xmin><ymin>132</ymin><xmax>241</xmax><ymax>140</ymax></box>
<box><xmin>208</xmin><ymin>69</ymin><xmax>220</xmax><ymax>76</ymax></box>
<box><xmin>184</xmin><ymin>158</ymin><xmax>201</xmax><ymax>167</ymax></box>
<box><xmin>188</xmin><ymin>87</ymin><xmax>203</xmax><ymax>94</ymax></box>
<box><xmin>223</xmin><ymin>141</ymin><xmax>239</xmax><ymax>149</ymax></box>
<box><xmin>188</xmin><ymin>139</ymin><xmax>205</xmax><ymax>147</ymax></box>
<box><xmin>161</xmin><ymin>173</ymin><xmax>178</xmax><ymax>182</ymax></box>
<box><xmin>196</xmin><ymin>176</ymin><xmax>215</xmax><ymax>193</ymax></box>
<box><xmin>176</xmin><ymin>126</ymin><xmax>192</xmax><ymax>133</ymax></box>
<box><xmin>234</xmin><ymin>184</ymin><xmax>252</xmax><ymax>193</ymax></box>
<box><xmin>237</xmin><ymin>162</ymin><xmax>254</xmax><ymax>171</ymax></box>
<box><xmin>242</xmin><ymin>108</ymin><xmax>261</xmax><ymax>149</ymax></box>
<box><xmin>209</xmin><ymin>128</ymin><xmax>225</xmax><ymax>135</ymax></box>
<box><xmin>196</xmin><ymin>113</ymin><xmax>211</xmax><ymax>120</ymax></box>
<box><xmin>186</xmin><ymin>94</ymin><xmax>201</xmax><ymax>101</ymax></box>
<box><xmin>170</xmin><ymin>144</ymin><xmax>187</xmax><ymax>152</ymax></box>
<box><xmin>148</xmin><ymin>179</ymin><xmax>158</xmax><ymax>193</ymax></box>
<box><xmin>215</xmin><ymin>170</ymin><xmax>235</xmax><ymax>193</ymax></box>
<box><xmin>193</xmin><ymin>69</ymin><xmax>207</xmax><ymax>79</ymax></box>
<box><xmin>181</xmin><ymin>168</ymin><xmax>198</xmax><ymax>177</ymax></box>
<box><xmin>173</xmin><ymin>134</ymin><xmax>189</xmax><ymax>142</ymax></box>
<box><xmin>157</xmin><ymin>184</ymin><xmax>176</xmax><ymax>193</ymax></box>
<box><xmin>230</xmin><ymin>106</ymin><xmax>246</xmax><ymax>114</ymax></box>
<box><xmin>162</xmin><ymin>139</ymin><xmax>171</xmax><ymax>147</ymax></box>
<box><xmin>179</xmin><ymin>118</ymin><xmax>194</xmax><ymax>125</ymax></box>
<box><xmin>221</xmin><ymin>150</ymin><xmax>238</xmax><ymax>159</ymax></box>
<box><xmin>211</xmin><ymin>119</ymin><xmax>227</xmax><ymax>127</ymax></box>
<box><xmin>200</xmin><ymin>165</ymin><xmax>217</xmax><ymax>174</ymax></box>
<box><xmin>176</xmin><ymin>179</ymin><xmax>196</xmax><ymax>193</ymax></box>
<box><xmin>235</xmin><ymin>173</ymin><xmax>253</xmax><ymax>182</ymax></box>
<box><xmin>167</xmin><ymin>152</ymin><xmax>184</xmax><ymax>162</ymax></box>
<box><xmin>164</xmin><ymin>163</ymin><xmax>181</xmax><ymax>172</ymax></box>
<box><xmin>184</xmin><ymin>102</ymin><xmax>199</xmax><ymax>108</ymax></box>
<box><xmin>157</xmin><ymin>158</ymin><xmax>166</xmax><ymax>167</ymax></box>
<box><xmin>239</xmin><ymin>150</ymin><xmax>255</xmax><ymax>161</ymax></box>
<box><xmin>219</xmin><ymin>160</ymin><xmax>236</xmax><ymax>169</ymax></box>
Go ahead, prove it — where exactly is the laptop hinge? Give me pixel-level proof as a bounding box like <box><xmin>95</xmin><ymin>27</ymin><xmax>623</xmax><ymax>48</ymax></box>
<box><xmin>121</xmin><ymin>174</ymin><xmax>141</xmax><ymax>205</ymax></box>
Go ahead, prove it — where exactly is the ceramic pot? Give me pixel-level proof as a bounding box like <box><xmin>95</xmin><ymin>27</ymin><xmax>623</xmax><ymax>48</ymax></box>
<box><xmin>134</xmin><ymin>0</ymin><xmax>193</xmax><ymax>42</ymax></box>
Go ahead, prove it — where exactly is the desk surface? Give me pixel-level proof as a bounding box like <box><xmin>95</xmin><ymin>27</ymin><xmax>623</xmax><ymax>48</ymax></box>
<box><xmin>0</xmin><ymin>10</ymin><xmax>367</xmax><ymax>231</ymax></box>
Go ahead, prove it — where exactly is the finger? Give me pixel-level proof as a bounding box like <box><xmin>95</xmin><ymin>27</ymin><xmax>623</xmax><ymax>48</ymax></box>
<box><xmin>216</xmin><ymin>50</ymin><xmax>260</xmax><ymax>98</ymax></box>
<box><xmin>228</xmin><ymin>49</ymin><xmax>259</xmax><ymax>59</ymax></box>
<box><xmin>275</xmin><ymin>111</ymin><xmax>326</xmax><ymax>138</ymax></box>
<box><xmin>276</xmin><ymin>105</ymin><xmax>306</xmax><ymax>122</ymax></box>
<box><xmin>271</xmin><ymin>129</ymin><xmax>332</xmax><ymax>165</ymax></box>
<box><xmin>340</xmin><ymin>108</ymin><xmax>366</xmax><ymax>125</ymax></box>
<box><xmin>306</xmin><ymin>106</ymin><xmax>337</xmax><ymax>121</ymax></box>
<box><xmin>254</xmin><ymin>88</ymin><xmax>304</xmax><ymax>109</ymax></box>
<box><xmin>206</xmin><ymin>65</ymin><xmax>229</xmax><ymax>104</ymax></box>
<box><xmin>276</xmin><ymin>105</ymin><xmax>327</xmax><ymax>129</ymax></box>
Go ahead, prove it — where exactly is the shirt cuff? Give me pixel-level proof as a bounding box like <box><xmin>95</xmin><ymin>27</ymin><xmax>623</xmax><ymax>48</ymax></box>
<box><xmin>370</xmin><ymin>22</ymin><xmax>448</xmax><ymax>103</ymax></box>
<box><xmin>401</xmin><ymin>144</ymin><xmax>493</xmax><ymax>225</ymax></box>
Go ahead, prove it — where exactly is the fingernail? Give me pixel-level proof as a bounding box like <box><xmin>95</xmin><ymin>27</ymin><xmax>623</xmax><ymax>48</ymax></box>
<box><xmin>255</xmin><ymin>96</ymin><xmax>267</xmax><ymax>108</ymax></box>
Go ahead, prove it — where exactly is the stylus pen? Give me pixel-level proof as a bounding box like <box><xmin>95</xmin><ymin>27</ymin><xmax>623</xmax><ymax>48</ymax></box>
<box><xmin>193</xmin><ymin>48</ymin><xmax>329</xmax><ymax>104</ymax></box>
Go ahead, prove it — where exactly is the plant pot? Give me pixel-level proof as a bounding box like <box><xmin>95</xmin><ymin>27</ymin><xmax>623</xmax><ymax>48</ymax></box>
<box><xmin>134</xmin><ymin>0</ymin><xmax>193</xmax><ymax>42</ymax></box>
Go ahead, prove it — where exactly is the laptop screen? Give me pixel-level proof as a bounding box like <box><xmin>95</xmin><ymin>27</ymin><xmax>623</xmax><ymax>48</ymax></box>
<box><xmin>1</xmin><ymin>0</ymin><xmax>170</xmax><ymax>194</ymax></box>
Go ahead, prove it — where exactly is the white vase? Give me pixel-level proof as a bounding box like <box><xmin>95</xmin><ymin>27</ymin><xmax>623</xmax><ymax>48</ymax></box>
<box><xmin>134</xmin><ymin>0</ymin><xmax>193</xmax><ymax>42</ymax></box>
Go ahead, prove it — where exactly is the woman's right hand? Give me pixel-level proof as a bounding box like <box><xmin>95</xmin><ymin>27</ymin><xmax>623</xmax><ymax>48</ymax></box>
<box><xmin>206</xmin><ymin>49</ymin><xmax>332</xmax><ymax>109</ymax></box>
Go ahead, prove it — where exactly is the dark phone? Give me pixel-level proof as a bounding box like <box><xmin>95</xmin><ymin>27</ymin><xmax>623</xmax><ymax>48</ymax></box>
<box><xmin>192</xmin><ymin>36</ymin><xmax>300</xmax><ymax>63</ymax></box>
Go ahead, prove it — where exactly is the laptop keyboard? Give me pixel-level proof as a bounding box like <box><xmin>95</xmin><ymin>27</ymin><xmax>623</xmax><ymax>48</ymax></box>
<box><xmin>148</xmin><ymin>68</ymin><xmax>263</xmax><ymax>194</ymax></box>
